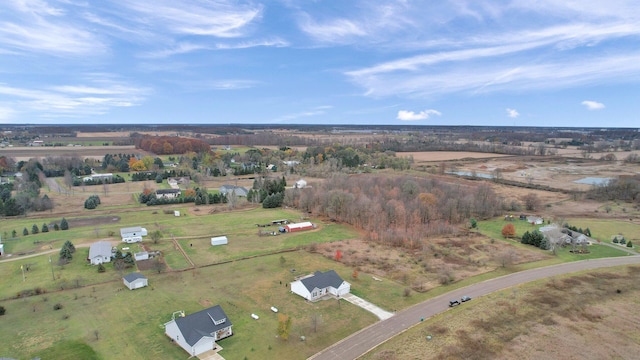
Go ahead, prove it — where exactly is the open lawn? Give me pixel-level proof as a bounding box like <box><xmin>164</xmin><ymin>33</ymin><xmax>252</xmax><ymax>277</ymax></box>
<box><xmin>565</xmin><ymin>218</ymin><xmax>640</xmax><ymax>245</ymax></box>
<box><xmin>0</xmin><ymin>251</ymin><xmax>393</xmax><ymax>360</ymax></box>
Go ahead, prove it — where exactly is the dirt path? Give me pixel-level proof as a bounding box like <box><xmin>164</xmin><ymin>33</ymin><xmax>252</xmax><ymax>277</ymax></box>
<box><xmin>309</xmin><ymin>255</ymin><xmax>640</xmax><ymax>360</ymax></box>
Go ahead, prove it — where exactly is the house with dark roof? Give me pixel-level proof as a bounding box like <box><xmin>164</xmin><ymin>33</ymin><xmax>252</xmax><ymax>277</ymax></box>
<box><xmin>88</xmin><ymin>241</ymin><xmax>112</xmax><ymax>265</ymax></box>
<box><xmin>290</xmin><ymin>270</ymin><xmax>351</xmax><ymax>301</ymax></box>
<box><xmin>123</xmin><ymin>272</ymin><xmax>148</xmax><ymax>290</ymax></box>
<box><xmin>219</xmin><ymin>185</ymin><xmax>249</xmax><ymax>197</ymax></box>
<box><xmin>164</xmin><ymin>305</ymin><xmax>233</xmax><ymax>357</ymax></box>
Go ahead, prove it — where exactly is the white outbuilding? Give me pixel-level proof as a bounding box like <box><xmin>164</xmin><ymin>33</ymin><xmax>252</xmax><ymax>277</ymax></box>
<box><xmin>211</xmin><ymin>236</ymin><xmax>228</xmax><ymax>246</ymax></box>
<box><xmin>123</xmin><ymin>272</ymin><xmax>148</xmax><ymax>290</ymax></box>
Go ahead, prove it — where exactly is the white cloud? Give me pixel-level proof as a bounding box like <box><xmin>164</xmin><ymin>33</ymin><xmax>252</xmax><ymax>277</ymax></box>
<box><xmin>299</xmin><ymin>16</ymin><xmax>366</xmax><ymax>43</ymax></box>
<box><xmin>122</xmin><ymin>1</ymin><xmax>263</xmax><ymax>38</ymax></box>
<box><xmin>506</xmin><ymin>108</ymin><xmax>519</xmax><ymax>118</ymax></box>
<box><xmin>348</xmin><ymin>52</ymin><xmax>640</xmax><ymax>97</ymax></box>
<box><xmin>275</xmin><ymin>105</ymin><xmax>333</xmax><ymax>122</ymax></box>
<box><xmin>397</xmin><ymin>109</ymin><xmax>441</xmax><ymax>121</ymax></box>
<box><xmin>582</xmin><ymin>100</ymin><xmax>605</xmax><ymax>110</ymax></box>
<box><xmin>0</xmin><ymin>77</ymin><xmax>149</xmax><ymax>118</ymax></box>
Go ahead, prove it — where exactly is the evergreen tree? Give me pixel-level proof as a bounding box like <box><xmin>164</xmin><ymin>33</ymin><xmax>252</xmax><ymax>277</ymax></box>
<box><xmin>41</xmin><ymin>223</ymin><xmax>49</xmax><ymax>233</ymax></box>
<box><xmin>60</xmin><ymin>218</ymin><xmax>69</xmax><ymax>230</ymax></box>
<box><xmin>32</xmin><ymin>224</ymin><xmax>39</xmax><ymax>234</ymax></box>
<box><xmin>23</xmin><ymin>227</ymin><xmax>29</xmax><ymax>236</ymax></box>
<box><xmin>63</xmin><ymin>240</ymin><xmax>76</xmax><ymax>254</ymax></box>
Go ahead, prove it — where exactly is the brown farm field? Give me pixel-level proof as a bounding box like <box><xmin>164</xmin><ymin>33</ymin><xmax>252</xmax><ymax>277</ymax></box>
<box><xmin>362</xmin><ymin>265</ymin><xmax>640</xmax><ymax>360</ymax></box>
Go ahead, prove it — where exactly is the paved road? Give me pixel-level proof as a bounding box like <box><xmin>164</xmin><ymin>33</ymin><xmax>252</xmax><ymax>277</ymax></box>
<box><xmin>309</xmin><ymin>255</ymin><xmax>640</xmax><ymax>360</ymax></box>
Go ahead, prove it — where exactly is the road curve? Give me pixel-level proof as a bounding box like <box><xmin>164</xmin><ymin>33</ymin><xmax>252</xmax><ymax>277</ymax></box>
<box><xmin>309</xmin><ymin>255</ymin><xmax>640</xmax><ymax>360</ymax></box>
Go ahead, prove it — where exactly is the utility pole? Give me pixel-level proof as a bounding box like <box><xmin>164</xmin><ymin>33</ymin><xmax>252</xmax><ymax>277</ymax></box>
<box><xmin>49</xmin><ymin>256</ymin><xmax>55</xmax><ymax>281</ymax></box>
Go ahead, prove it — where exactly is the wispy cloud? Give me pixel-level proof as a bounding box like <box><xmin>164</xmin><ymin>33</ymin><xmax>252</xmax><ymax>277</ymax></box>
<box><xmin>397</xmin><ymin>109</ymin><xmax>441</xmax><ymax>121</ymax></box>
<box><xmin>348</xmin><ymin>52</ymin><xmax>640</xmax><ymax>97</ymax></box>
<box><xmin>582</xmin><ymin>100</ymin><xmax>605</xmax><ymax>110</ymax></box>
<box><xmin>0</xmin><ymin>1</ymin><xmax>106</xmax><ymax>57</ymax></box>
<box><xmin>298</xmin><ymin>15</ymin><xmax>366</xmax><ymax>43</ymax></box>
<box><xmin>506</xmin><ymin>108</ymin><xmax>519</xmax><ymax>118</ymax></box>
<box><xmin>275</xmin><ymin>105</ymin><xmax>333</xmax><ymax>122</ymax></box>
<box><xmin>0</xmin><ymin>76</ymin><xmax>149</xmax><ymax>118</ymax></box>
<box><xmin>122</xmin><ymin>1</ymin><xmax>263</xmax><ymax>38</ymax></box>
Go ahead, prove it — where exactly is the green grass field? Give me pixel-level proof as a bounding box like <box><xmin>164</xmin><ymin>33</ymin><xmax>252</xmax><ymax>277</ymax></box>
<box><xmin>0</xmin><ymin>251</ymin><xmax>387</xmax><ymax>360</ymax></box>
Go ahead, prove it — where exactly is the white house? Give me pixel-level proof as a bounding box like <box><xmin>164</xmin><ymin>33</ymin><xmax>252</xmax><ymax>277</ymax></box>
<box><xmin>164</xmin><ymin>305</ymin><xmax>233</xmax><ymax>357</ymax></box>
<box><xmin>123</xmin><ymin>272</ymin><xmax>148</xmax><ymax>290</ymax></box>
<box><xmin>121</xmin><ymin>226</ymin><xmax>148</xmax><ymax>243</ymax></box>
<box><xmin>88</xmin><ymin>241</ymin><xmax>112</xmax><ymax>265</ymax></box>
<box><xmin>290</xmin><ymin>270</ymin><xmax>351</xmax><ymax>301</ymax></box>
<box><xmin>156</xmin><ymin>189</ymin><xmax>181</xmax><ymax>199</ymax></box>
<box><xmin>211</xmin><ymin>236</ymin><xmax>228</xmax><ymax>246</ymax></box>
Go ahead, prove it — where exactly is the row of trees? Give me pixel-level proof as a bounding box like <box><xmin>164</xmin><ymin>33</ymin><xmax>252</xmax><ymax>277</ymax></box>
<box><xmin>134</xmin><ymin>135</ymin><xmax>211</xmax><ymax>155</ymax></box>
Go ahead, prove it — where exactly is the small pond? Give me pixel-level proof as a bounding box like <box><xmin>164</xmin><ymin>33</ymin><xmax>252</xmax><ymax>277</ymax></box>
<box><xmin>574</xmin><ymin>177</ymin><xmax>614</xmax><ymax>185</ymax></box>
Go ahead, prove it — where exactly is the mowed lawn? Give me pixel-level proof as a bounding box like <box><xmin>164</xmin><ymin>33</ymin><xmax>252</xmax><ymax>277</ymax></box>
<box><xmin>0</xmin><ymin>251</ymin><xmax>403</xmax><ymax>360</ymax></box>
<box><xmin>477</xmin><ymin>217</ymin><xmax>632</xmax><ymax>262</ymax></box>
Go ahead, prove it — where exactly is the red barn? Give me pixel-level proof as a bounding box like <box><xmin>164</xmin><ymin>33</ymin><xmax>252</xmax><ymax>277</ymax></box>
<box><xmin>284</xmin><ymin>222</ymin><xmax>315</xmax><ymax>232</ymax></box>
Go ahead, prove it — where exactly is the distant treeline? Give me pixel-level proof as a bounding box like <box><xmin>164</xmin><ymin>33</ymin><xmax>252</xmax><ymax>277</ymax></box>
<box><xmin>133</xmin><ymin>135</ymin><xmax>210</xmax><ymax>155</ymax></box>
<box><xmin>586</xmin><ymin>175</ymin><xmax>640</xmax><ymax>203</ymax></box>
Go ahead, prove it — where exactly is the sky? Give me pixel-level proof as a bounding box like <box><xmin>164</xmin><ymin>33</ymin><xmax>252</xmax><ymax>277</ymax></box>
<box><xmin>0</xmin><ymin>0</ymin><xmax>639</xmax><ymax>127</ymax></box>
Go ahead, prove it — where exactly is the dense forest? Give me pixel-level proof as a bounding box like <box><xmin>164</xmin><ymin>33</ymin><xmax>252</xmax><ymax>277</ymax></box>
<box><xmin>285</xmin><ymin>174</ymin><xmax>502</xmax><ymax>249</ymax></box>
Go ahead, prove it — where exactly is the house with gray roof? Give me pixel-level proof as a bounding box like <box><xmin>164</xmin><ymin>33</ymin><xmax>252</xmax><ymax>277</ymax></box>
<box><xmin>123</xmin><ymin>272</ymin><xmax>148</xmax><ymax>290</ymax></box>
<box><xmin>290</xmin><ymin>270</ymin><xmax>351</xmax><ymax>301</ymax></box>
<box><xmin>88</xmin><ymin>241</ymin><xmax>112</xmax><ymax>265</ymax></box>
<box><xmin>219</xmin><ymin>185</ymin><xmax>249</xmax><ymax>197</ymax></box>
<box><xmin>164</xmin><ymin>305</ymin><xmax>233</xmax><ymax>357</ymax></box>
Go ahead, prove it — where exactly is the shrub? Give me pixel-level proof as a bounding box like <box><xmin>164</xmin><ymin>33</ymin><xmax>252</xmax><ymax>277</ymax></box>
<box><xmin>627</xmin><ymin>241</ymin><xmax>633</xmax><ymax>248</ymax></box>
<box><xmin>0</xmin><ymin>305</ymin><xmax>5</xmax><ymax>315</ymax></box>
<box><xmin>613</xmin><ymin>238</ymin><xmax>619</xmax><ymax>244</ymax></box>
<box><xmin>53</xmin><ymin>303</ymin><xmax>63</xmax><ymax>311</ymax></box>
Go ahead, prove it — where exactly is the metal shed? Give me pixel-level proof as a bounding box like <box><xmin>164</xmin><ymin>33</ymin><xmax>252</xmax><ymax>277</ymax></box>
<box><xmin>211</xmin><ymin>236</ymin><xmax>228</xmax><ymax>246</ymax></box>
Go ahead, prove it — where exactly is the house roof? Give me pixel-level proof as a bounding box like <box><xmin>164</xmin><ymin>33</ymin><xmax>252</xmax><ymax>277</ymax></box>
<box><xmin>174</xmin><ymin>305</ymin><xmax>232</xmax><ymax>346</ymax></box>
<box><xmin>120</xmin><ymin>226</ymin><xmax>142</xmax><ymax>235</ymax></box>
<box><xmin>156</xmin><ymin>189</ymin><xmax>180</xmax><ymax>194</ymax></box>
<box><xmin>300</xmin><ymin>270</ymin><xmax>345</xmax><ymax>292</ymax></box>
<box><xmin>123</xmin><ymin>272</ymin><xmax>147</xmax><ymax>282</ymax></box>
<box><xmin>89</xmin><ymin>241</ymin><xmax>112</xmax><ymax>259</ymax></box>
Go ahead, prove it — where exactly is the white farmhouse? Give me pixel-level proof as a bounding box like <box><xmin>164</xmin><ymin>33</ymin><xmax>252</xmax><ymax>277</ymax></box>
<box><xmin>88</xmin><ymin>241</ymin><xmax>112</xmax><ymax>265</ymax></box>
<box><xmin>290</xmin><ymin>270</ymin><xmax>351</xmax><ymax>301</ymax></box>
<box><xmin>164</xmin><ymin>305</ymin><xmax>233</xmax><ymax>357</ymax></box>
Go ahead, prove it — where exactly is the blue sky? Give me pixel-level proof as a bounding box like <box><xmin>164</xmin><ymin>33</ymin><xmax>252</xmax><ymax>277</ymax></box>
<box><xmin>0</xmin><ymin>1</ymin><xmax>639</xmax><ymax>127</ymax></box>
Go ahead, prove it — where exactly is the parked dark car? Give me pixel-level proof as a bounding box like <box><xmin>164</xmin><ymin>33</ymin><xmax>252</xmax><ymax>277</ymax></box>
<box><xmin>449</xmin><ymin>299</ymin><xmax>461</xmax><ymax>307</ymax></box>
<box><xmin>461</xmin><ymin>296</ymin><xmax>472</xmax><ymax>302</ymax></box>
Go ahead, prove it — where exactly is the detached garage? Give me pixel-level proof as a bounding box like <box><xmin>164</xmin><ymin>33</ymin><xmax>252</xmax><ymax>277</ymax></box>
<box><xmin>284</xmin><ymin>222</ymin><xmax>315</xmax><ymax>232</ymax></box>
<box><xmin>123</xmin><ymin>272</ymin><xmax>148</xmax><ymax>290</ymax></box>
<box><xmin>211</xmin><ymin>236</ymin><xmax>228</xmax><ymax>246</ymax></box>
